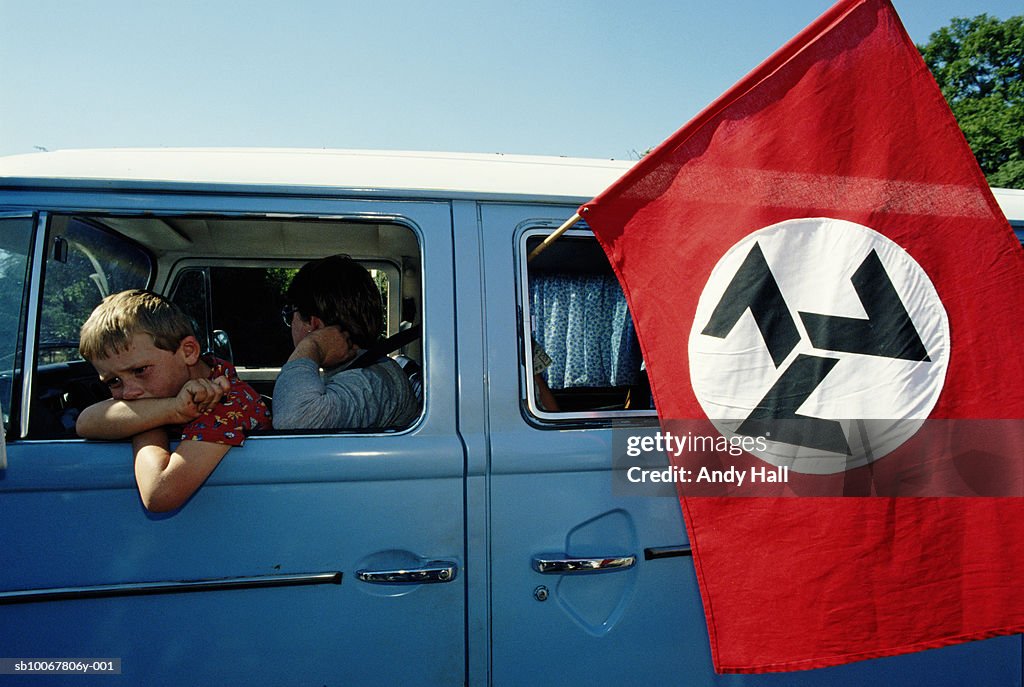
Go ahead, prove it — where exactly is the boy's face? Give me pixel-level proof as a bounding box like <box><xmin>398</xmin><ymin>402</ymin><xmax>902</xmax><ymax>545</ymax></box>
<box><xmin>91</xmin><ymin>332</ymin><xmax>200</xmax><ymax>400</ymax></box>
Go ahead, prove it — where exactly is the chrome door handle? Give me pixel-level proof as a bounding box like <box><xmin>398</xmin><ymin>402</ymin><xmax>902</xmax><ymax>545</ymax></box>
<box><xmin>356</xmin><ymin>561</ymin><xmax>458</xmax><ymax>584</ymax></box>
<box><xmin>532</xmin><ymin>554</ymin><xmax>636</xmax><ymax>574</ymax></box>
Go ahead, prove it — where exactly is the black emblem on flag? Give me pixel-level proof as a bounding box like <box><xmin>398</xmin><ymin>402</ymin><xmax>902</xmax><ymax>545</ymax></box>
<box><xmin>701</xmin><ymin>242</ymin><xmax>930</xmax><ymax>455</ymax></box>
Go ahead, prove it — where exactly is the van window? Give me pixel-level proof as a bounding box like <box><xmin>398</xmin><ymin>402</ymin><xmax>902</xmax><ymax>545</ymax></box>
<box><xmin>521</xmin><ymin>229</ymin><xmax>652</xmax><ymax>419</ymax></box>
<box><xmin>25</xmin><ymin>214</ymin><xmax>421</xmax><ymax>439</ymax></box>
<box><xmin>0</xmin><ymin>216</ymin><xmax>34</xmax><ymax>433</ymax></box>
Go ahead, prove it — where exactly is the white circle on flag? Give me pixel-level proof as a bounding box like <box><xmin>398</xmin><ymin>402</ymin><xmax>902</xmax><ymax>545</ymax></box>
<box><xmin>688</xmin><ymin>217</ymin><xmax>949</xmax><ymax>474</ymax></box>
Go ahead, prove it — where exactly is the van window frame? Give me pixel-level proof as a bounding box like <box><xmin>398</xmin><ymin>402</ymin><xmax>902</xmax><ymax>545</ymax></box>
<box><xmin>6</xmin><ymin>192</ymin><xmax>433</xmax><ymax>442</ymax></box>
<box><xmin>517</xmin><ymin>225</ymin><xmax>657</xmax><ymax>425</ymax></box>
<box><xmin>0</xmin><ymin>212</ymin><xmax>37</xmax><ymax>439</ymax></box>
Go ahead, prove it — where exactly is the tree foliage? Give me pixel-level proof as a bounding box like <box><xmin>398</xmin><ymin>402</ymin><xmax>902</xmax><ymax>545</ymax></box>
<box><xmin>919</xmin><ymin>14</ymin><xmax>1024</xmax><ymax>188</ymax></box>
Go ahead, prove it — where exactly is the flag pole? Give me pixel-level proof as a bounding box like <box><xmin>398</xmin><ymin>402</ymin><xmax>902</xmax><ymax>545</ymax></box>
<box><xmin>527</xmin><ymin>212</ymin><xmax>582</xmax><ymax>262</ymax></box>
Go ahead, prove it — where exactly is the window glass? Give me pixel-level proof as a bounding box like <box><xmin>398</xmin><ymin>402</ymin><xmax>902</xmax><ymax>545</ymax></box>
<box><xmin>171</xmin><ymin>268</ymin><xmax>211</xmax><ymax>352</ymax></box>
<box><xmin>0</xmin><ymin>217</ymin><xmax>35</xmax><ymax>432</ymax></box>
<box><xmin>523</xmin><ymin>230</ymin><xmax>652</xmax><ymax>416</ymax></box>
<box><xmin>39</xmin><ymin>217</ymin><xmax>152</xmax><ymax>364</ymax></box>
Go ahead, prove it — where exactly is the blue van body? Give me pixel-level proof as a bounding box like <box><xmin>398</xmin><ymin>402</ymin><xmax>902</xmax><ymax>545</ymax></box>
<box><xmin>0</xmin><ymin>149</ymin><xmax>1020</xmax><ymax>685</ymax></box>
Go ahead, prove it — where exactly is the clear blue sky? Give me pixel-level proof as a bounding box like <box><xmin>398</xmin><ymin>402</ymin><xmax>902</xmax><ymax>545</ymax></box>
<box><xmin>1</xmin><ymin>0</ymin><xmax>1019</xmax><ymax>160</ymax></box>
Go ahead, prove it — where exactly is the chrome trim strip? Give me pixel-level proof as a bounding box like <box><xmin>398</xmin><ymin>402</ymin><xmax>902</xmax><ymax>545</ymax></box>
<box><xmin>0</xmin><ymin>571</ymin><xmax>342</xmax><ymax>605</ymax></box>
<box><xmin>20</xmin><ymin>212</ymin><xmax>48</xmax><ymax>439</ymax></box>
<box><xmin>532</xmin><ymin>554</ymin><xmax>636</xmax><ymax>575</ymax></box>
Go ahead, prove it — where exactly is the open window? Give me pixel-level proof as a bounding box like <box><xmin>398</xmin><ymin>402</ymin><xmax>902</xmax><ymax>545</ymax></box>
<box><xmin>24</xmin><ymin>213</ymin><xmax>423</xmax><ymax>439</ymax></box>
<box><xmin>520</xmin><ymin>228</ymin><xmax>654</xmax><ymax>421</ymax></box>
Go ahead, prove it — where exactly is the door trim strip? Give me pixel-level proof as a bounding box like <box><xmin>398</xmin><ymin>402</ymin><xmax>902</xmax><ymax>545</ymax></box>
<box><xmin>0</xmin><ymin>571</ymin><xmax>342</xmax><ymax>605</ymax></box>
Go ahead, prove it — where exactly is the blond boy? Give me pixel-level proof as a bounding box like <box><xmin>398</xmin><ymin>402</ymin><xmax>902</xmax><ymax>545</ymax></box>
<box><xmin>77</xmin><ymin>290</ymin><xmax>270</xmax><ymax>512</ymax></box>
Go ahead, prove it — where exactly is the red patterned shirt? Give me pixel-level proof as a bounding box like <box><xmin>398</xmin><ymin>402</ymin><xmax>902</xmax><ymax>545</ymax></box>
<box><xmin>180</xmin><ymin>357</ymin><xmax>271</xmax><ymax>446</ymax></box>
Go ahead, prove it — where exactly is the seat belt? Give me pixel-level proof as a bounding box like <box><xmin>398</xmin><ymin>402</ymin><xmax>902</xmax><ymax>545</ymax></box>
<box><xmin>345</xmin><ymin>324</ymin><xmax>422</xmax><ymax>371</ymax></box>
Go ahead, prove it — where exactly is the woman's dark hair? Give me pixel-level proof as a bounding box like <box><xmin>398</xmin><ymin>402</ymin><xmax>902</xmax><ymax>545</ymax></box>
<box><xmin>287</xmin><ymin>255</ymin><xmax>383</xmax><ymax>349</ymax></box>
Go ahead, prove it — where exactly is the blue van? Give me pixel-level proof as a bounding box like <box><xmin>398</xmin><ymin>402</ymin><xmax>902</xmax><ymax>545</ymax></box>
<box><xmin>0</xmin><ymin>149</ymin><xmax>1020</xmax><ymax>685</ymax></box>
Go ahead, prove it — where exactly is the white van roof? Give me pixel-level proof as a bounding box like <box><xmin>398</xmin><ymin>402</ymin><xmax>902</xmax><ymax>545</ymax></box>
<box><xmin>0</xmin><ymin>148</ymin><xmax>1019</xmax><ymax>221</ymax></box>
<box><xmin>993</xmin><ymin>187</ymin><xmax>1024</xmax><ymax>224</ymax></box>
<box><xmin>0</xmin><ymin>148</ymin><xmax>634</xmax><ymax>201</ymax></box>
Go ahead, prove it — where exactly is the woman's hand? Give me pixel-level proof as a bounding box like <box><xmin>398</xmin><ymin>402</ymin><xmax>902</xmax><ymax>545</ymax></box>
<box><xmin>289</xmin><ymin>326</ymin><xmax>359</xmax><ymax>368</ymax></box>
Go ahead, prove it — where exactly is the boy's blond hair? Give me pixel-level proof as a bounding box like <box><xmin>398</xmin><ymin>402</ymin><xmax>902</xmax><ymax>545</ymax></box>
<box><xmin>79</xmin><ymin>290</ymin><xmax>196</xmax><ymax>361</ymax></box>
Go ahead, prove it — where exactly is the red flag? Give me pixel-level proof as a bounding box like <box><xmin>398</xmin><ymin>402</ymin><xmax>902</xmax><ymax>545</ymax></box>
<box><xmin>582</xmin><ymin>0</ymin><xmax>1024</xmax><ymax>674</ymax></box>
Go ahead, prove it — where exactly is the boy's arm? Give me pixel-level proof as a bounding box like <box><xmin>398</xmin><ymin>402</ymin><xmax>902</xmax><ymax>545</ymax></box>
<box><xmin>77</xmin><ymin>377</ymin><xmax>231</xmax><ymax>440</ymax></box>
<box><xmin>132</xmin><ymin>428</ymin><xmax>232</xmax><ymax>512</ymax></box>
<box><xmin>77</xmin><ymin>397</ymin><xmax>189</xmax><ymax>440</ymax></box>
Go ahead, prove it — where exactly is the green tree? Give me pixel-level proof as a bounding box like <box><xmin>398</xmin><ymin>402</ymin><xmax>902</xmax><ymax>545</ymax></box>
<box><xmin>919</xmin><ymin>14</ymin><xmax>1024</xmax><ymax>188</ymax></box>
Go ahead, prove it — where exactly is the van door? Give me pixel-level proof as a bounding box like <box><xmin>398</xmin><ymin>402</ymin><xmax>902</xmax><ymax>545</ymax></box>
<box><xmin>0</xmin><ymin>196</ymin><xmax>466</xmax><ymax>685</ymax></box>
<box><xmin>481</xmin><ymin>202</ymin><xmax>1022</xmax><ymax>686</ymax></box>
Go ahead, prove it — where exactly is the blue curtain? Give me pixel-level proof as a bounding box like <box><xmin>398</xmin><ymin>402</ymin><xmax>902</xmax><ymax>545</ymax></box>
<box><xmin>530</xmin><ymin>274</ymin><xmax>640</xmax><ymax>390</ymax></box>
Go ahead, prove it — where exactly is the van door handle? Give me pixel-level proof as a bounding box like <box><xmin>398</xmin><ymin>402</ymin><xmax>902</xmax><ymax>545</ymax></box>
<box><xmin>532</xmin><ymin>554</ymin><xmax>636</xmax><ymax>574</ymax></box>
<box><xmin>356</xmin><ymin>561</ymin><xmax>458</xmax><ymax>584</ymax></box>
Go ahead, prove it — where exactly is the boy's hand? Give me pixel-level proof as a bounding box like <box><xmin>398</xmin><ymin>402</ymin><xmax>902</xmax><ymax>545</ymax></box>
<box><xmin>173</xmin><ymin>376</ymin><xmax>231</xmax><ymax>422</ymax></box>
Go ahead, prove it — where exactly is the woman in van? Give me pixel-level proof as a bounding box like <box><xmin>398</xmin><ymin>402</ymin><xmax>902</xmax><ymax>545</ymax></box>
<box><xmin>272</xmin><ymin>255</ymin><xmax>419</xmax><ymax>430</ymax></box>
